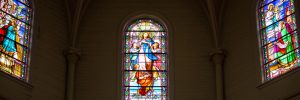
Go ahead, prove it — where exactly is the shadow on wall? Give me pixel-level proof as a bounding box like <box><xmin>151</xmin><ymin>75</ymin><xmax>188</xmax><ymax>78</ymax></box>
<box><xmin>0</xmin><ymin>96</ymin><xmax>5</xmax><ymax>100</ymax></box>
<box><xmin>285</xmin><ymin>92</ymin><xmax>300</xmax><ymax>100</ymax></box>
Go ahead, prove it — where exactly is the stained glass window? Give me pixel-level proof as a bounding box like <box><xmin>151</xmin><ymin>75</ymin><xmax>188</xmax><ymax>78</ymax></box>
<box><xmin>123</xmin><ymin>18</ymin><xmax>168</xmax><ymax>100</ymax></box>
<box><xmin>258</xmin><ymin>0</ymin><xmax>299</xmax><ymax>81</ymax></box>
<box><xmin>0</xmin><ymin>0</ymin><xmax>32</xmax><ymax>80</ymax></box>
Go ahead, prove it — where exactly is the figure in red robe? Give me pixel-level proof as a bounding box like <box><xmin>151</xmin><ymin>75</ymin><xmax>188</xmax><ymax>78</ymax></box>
<box><xmin>0</xmin><ymin>25</ymin><xmax>9</xmax><ymax>43</ymax></box>
<box><xmin>135</xmin><ymin>71</ymin><xmax>153</xmax><ymax>96</ymax></box>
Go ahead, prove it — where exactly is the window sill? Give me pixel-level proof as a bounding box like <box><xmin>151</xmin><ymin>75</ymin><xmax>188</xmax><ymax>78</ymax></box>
<box><xmin>0</xmin><ymin>71</ymin><xmax>33</xmax><ymax>89</ymax></box>
<box><xmin>256</xmin><ymin>67</ymin><xmax>300</xmax><ymax>89</ymax></box>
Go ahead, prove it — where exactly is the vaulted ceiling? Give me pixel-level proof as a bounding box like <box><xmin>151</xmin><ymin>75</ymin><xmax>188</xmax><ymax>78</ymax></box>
<box><xmin>64</xmin><ymin>0</ymin><xmax>227</xmax><ymax>50</ymax></box>
<box><xmin>64</xmin><ymin>0</ymin><xmax>91</xmax><ymax>47</ymax></box>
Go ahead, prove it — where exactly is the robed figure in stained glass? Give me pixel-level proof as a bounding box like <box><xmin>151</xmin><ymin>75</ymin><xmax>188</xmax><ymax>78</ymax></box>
<box><xmin>130</xmin><ymin>42</ymin><xmax>140</xmax><ymax>70</ymax></box>
<box><xmin>259</xmin><ymin>0</ymin><xmax>300</xmax><ymax>80</ymax></box>
<box><xmin>0</xmin><ymin>24</ymin><xmax>9</xmax><ymax>43</ymax></box>
<box><xmin>0</xmin><ymin>0</ymin><xmax>31</xmax><ymax>80</ymax></box>
<box><xmin>265</xmin><ymin>4</ymin><xmax>275</xmax><ymax>27</ymax></box>
<box><xmin>151</xmin><ymin>42</ymin><xmax>162</xmax><ymax>70</ymax></box>
<box><xmin>138</xmin><ymin>32</ymin><xmax>158</xmax><ymax>70</ymax></box>
<box><xmin>133</xmin><ymin>32</ymin><xmax>159</xmax><ymax>96</ymax></box>
<box><xmin>2</xmin><ymin>20</ymin><xmax>17</xmax><ymax>55</ymax></box>
<box><xmin>273</xmin><ymin>21</ymin><xmax>296</xmax><ymax>69</ymax></box>
<box><xmin>269</xmin><ymin>9</ymin><xmax>297</xmax><ymax>78</ymax></box>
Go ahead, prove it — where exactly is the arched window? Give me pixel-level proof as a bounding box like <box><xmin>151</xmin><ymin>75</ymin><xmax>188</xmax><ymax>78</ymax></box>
<box><xmin>123</xmin><ymin>18</ymin><xmax>168</xmax><ymax>99</ymax></box>
<box><xmin>0</xmin><ymin>0</ymin><xmax>32</xmax><ymax>81</ymax></box>
<box><xmin>258</xmin><ymin>0</ymin><xmax>299</xmax><ymax>81</ymax></box>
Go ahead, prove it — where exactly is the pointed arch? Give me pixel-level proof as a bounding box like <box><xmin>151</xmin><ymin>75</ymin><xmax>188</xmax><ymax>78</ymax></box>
<box><xmin>257</xmin><ymin>0</ymin><xmax>299</xmax><ymax>81</ymax></box>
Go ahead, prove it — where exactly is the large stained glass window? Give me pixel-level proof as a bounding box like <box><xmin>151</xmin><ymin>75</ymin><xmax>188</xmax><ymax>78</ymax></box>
<box><xmin>258</xmin><ymin>0</ymin><xmax>299</xmax><ymax>81</ymax></box>
<box><xmin>0</xmin><ymin>0</ymin><xmax>32</xmax><ymax>80</ymax></box>
<box><xmin>123</xmin><ymin>18</ymin><xmax>168</xmax><ymax>100</ymax></box>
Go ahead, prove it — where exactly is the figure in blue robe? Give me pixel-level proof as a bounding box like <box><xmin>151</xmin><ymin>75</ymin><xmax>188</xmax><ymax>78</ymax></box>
<box><xmin>130</xmin><ymin>43</ymin><xmax>140</xmax><ymax>70</ymax></box>
<box><xmin>2</xmin><ymin>25</ymin><xmax>16</xmax><ymax>53</ymax></box>
<box><xmin>141</xmin><ymin>38</ymin><xmax>158</xmax><ymax>61</ymax></box>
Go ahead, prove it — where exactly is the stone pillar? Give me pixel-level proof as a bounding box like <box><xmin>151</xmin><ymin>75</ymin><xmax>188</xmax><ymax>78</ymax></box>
<box><xmin>211</xmin><ymin>49</ymin><xmax>226</xmax><ymax>100</ymax></box>
<box><xmin>65</xmin><ymin>47</ymin><xmax>80</xmax><ymax>100</ymax></box>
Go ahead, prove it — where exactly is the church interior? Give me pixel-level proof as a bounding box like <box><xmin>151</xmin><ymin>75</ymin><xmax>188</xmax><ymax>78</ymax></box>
<box><xmin>0</xmin><ymin>0</ymin><xmax>300</xmax><ymax>100</ymax></box>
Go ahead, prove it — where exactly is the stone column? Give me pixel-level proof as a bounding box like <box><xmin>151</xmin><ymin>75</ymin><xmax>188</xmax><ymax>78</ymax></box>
<box><xmin>65</xmin><ymin>47</ymin><xmax>81</xmax><ymax>100</ymax></box>
<box><xmin>211</xmin><ymin>49</ymin><xmax>226</xmax><ymax>100</ymax></box>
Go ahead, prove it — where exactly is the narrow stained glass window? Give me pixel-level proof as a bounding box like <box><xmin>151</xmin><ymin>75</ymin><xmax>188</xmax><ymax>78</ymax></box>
<box><xmin>258</xmin><ymin>0</ymin><xmax>299</xmax><ymax>81</ymax></box>
<box><xmin>123</xmin><ymin>18</ymin><xmax>168</xmax><ymax>100</ymax></box>
<box><xmin>0</xmin><ymin>0</ymin><xmax>32</xmax><ymax>80</ymax></box>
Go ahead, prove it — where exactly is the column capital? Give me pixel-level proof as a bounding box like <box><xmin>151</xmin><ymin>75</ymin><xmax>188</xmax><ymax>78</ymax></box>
<box><xmin>64</xmin><ymin>47</ymin><xmax>81</xmax><ymax>63</ymax></box>
<box><xmin>65</xmin><ymin>47</ymin><xmax>81</xmax><ymax>56</ymax></box>
<box><xmin>64</xmin><ymin>47</ymin><xmax>80</xmax><ymax>100</ymax></box>
<box><xmin>210</xmin><ymin>48</ymin><xmax>226</xmax><ymax>64</ymax></box>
